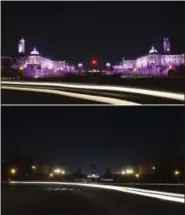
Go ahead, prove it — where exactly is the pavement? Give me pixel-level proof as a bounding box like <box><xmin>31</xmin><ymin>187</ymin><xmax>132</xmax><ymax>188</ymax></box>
<box><xmin>1</xmin><ymin>183</ymin><xmax>184</xmax><ymax>215</ymax></box>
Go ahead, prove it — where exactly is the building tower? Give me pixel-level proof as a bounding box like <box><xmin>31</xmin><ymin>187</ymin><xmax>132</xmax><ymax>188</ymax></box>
<box><xmin>163</xmin><ymin>38</ymin><xmax>171</xmax><ymax>54</ymax></box>
<box><xmin>18</xmin><ymin>38</ymin><xmax>25</xmax><ymax>54</ymax></box>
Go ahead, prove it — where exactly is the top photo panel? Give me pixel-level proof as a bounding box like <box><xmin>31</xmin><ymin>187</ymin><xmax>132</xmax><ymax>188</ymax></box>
<box><xmin>1</xmin><ymin>1</ymin><xmax>184</xmax><ymax>105</ymax></box>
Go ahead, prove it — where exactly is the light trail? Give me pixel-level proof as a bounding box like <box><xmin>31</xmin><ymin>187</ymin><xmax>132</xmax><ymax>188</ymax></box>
<box><xmin>115</xmin><ymin>183</ymin><xmax>184</xmax><ymax>186</ymax></box>
<box><xmin>9</xmin><ymin>181</ymin><xmax>184</xmax><ymax>203</ymax></box>
<box><xmin>1</xmin><ymin>86</ymin><xmax>140</xmax><ymax>105</ymax></box>
<box><xmin>2</xmin><ymin>81</ymin><xmax>184</xmax><ymax>101</ymax></box>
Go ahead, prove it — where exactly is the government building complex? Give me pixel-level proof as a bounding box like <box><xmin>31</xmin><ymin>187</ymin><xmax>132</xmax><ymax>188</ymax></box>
<box><xmin>8</xmin><ymin>37</ymin><xmax>185</xmax><ymax>77</ymax></box>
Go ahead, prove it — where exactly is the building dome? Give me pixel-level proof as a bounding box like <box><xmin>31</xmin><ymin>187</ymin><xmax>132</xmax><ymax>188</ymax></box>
<box><xmin>106</xmin><ymin>62</ymin><xmax>111</xmax><ymax>67</ymax></box>
<box><xmin>30</xmin><ymin>47</ymin><xmax>39</xmax><ymax>55</ymax></box>
<box><xmin>149</xmin><ymin>46</ymin><xmax>158</xmax><ymax>54</ymax></box>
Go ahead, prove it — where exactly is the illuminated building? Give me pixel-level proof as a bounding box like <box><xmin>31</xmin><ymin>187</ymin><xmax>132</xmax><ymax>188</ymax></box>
<box><xmin>163</xmin><ymin>37</ymin><xmax>171</xmax><ymax>54</ymax></box>
<box><xmin>114</xmin><ymin>38</ymin><xmax>184</xmax><ymax>76</ymax></box>
<box><xmin>14</xmin><ymin>37</ymin><xmax>184</xmax><ymax>77</ymax></box>
<box><xmin>16</xmin><ymin>38</ymin><xmax>74</xmax><ymax>78</ymax></box>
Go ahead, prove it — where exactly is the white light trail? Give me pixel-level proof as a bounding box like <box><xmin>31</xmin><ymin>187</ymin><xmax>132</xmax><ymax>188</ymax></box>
<box><xmin>2</xmin><ymin>81</ymin><xmax>184</xmax><ymax>101</ymax></box>
<box><xmin>1</xmin><ymin>86</ymin><xmax>139</xmax><ymax>105</ymax></box>
<box><xmin>118</xmin><ymin>183</ymin><xmax>184</xmax><ymax>186</ymax></box>
<box><xmin>9</xmin><ymin>181</ymin><xmax>184</xmax><ymax>203</ymax></box>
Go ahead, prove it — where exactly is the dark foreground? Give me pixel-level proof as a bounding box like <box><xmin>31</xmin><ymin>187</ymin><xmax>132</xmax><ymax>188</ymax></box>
<box><xmin>1</xmin><ymin>90</ymin><xmax>102</xmax><ymax>104</ymax></box>
<box><xmin>2</xmin><ymin>184</ymin><xmax>184</xmax><ymax>215</ymax></box>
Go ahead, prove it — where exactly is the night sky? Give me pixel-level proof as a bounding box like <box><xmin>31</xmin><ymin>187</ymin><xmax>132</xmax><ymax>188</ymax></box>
<box><xmin>2</xmin><ymin>107</ymin><xmax>184</xmax><ymax>173</ymax></box>
<box><xmin>2</xmin><ymin>1</ymin><xmax>185</xmax><ymax>66</ymax></box>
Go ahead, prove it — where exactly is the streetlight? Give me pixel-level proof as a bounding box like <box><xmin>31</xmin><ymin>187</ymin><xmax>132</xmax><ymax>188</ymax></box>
<box><xmin>49</xmin><ymin>173</ymin><xmax>54</xmax><ymax>178</ymax></box>
<box><xmin>135</xmin><ymin>173</ymin><xmax>140</xmax><ymax>179</ymax></box>
<box><xmin>32</xmin><ymin>165</ymin><xmax>36</xmax><ymax>170</ymax></box>
<box><xmin>53</xmin><ymin>168</ymin><xmax>61</xmax><ymax>174</ymax></box>
<box><xmin>174</xmin><ymin>170</ymin><xmax>180</xmax><ymax>176</ymax></box>
<box><xmin>125</xmin><ymin>168</ymin><xmax>134</xmax><ymax>175</ymax></box>
<box><xmin>18</xmin><ymin>65</ymin><xmax>24</xmax><ymax>71</ymax></box>
<box><xmin>10</xmin><ymin>168</ymin><xmax>17</xmax><ymax>175</ymax></box>
<box><xmin>61</xmin><ymin>170</ymin><xmax>65</xmax><ymax>175</ymax></box>
<box><xmin>121</xmin><ymin>170</ymin><xmax>126</xmax><ymax>175</ymax></box>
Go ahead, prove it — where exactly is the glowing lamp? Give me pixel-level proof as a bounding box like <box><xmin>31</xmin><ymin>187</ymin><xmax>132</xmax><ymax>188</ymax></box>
<box><xmin>10</xmin><ymin>168</ymin><xmax>16</xmax><ymax>175</ymax></box>
<box><xmin>91</xmin><ymin>60</ymin><xmax>97</xmax><ymax>65</ymax></box>
<box><xmin>61</xmin><ymin>170</ymin><xmax>65</xmax><ymax>175</ymax></box>
<box><xmin>32</xmin><ymin>165</ymin><xmax>36</xmax><ymax>170</ymax></box>
<box><xmin>121</xmin><ymin>170</ymin><xmax>126</xmax><ymax>175</ymax></box>
<box><xmin>53</xmin><ymin>168</ymin><xmax>61</xmax><ymax>174</ymax></box>
<box><xmin>19</xmin><ymin>66</ymin><xmax>24</xmax><ymax>71</ymax></box>
<box><xmin>135</xmin><ymin>173</ymin><xmax>140</xmax><ymax>178</ymax></box>
<box><xmin>126</xmin><ymin>169</ymin><xmax>134</xmax><ymax>175</ymax></box>
<box><xmin>174</xmin><ymin>170</ymin><xmax>180</xmax><ymax>176</ymax></box>
<box><xmin>49</xmin><ymin>173</ymin><xmax>54</xmax><ymax>178</ymax></box>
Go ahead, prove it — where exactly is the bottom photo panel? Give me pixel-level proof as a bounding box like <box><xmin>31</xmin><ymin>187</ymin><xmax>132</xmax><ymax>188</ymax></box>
<box><xmin>1</xmin><ymin>106</ymin><xmax>184</xmax><ymax>215</ymax></box>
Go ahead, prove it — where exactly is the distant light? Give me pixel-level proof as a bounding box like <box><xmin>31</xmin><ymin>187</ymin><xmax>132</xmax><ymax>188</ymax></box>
<box><xmin>174</xmin><ymin>170</ymin><xmax>180</xmax><ymax>176</ymax></box>
<box><xmin>10</xmin><ymin>168</ymin><xmax>16</xmax><ymax>175</ymax></box>
<box><xmin>121</xmin><ymin>170</ymin><xmax>126</xmax><ymax>175</ymax></box>
<box><xmin>19</xmin><ymin>66</ymin><xmax>24</xmax><ymax>71</ymax></box>
<box><xmin>61</xmin><ymin>170</ymin><xmax>65</xmax><ymax>175</ymax></box>
<box><xmin>135</xmin><ymin>173</ymin><xmax>140</xmax><ymax>178</ymax></box>
<box><xmin>49</xmin><ymin>173</ymin><xmax>54</xmax><ymax>178</ymax></box>
<box><xmin>32</xmin><ymin>165</ymin><xmax>36</xmax><ymax>170</ymax></box>
<box><xmin>53</xmin><ymin>168</ymin><xmax>61</xmax><ymax>174</ymax></box>
<box><xmin>126</xmin><ymin>169</ymin><xmax>134</xmax><ymax>175</ymax></box>
<box><xmin>91</xmin><ymin>60</ymin><xmax>97</xmax><ymax>65</ymax></box>
<box><xmin>152</xmin><ymin>166</ymin><xmax>156</xmax><ymax>170</ymax></box>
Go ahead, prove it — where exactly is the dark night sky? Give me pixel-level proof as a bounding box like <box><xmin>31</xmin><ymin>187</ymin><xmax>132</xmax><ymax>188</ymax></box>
<box><xmin>2</xmin><ymin>1</ymin><xmax>185</xmax><ymax>66</ymax></box>
<box><xmin>2</xmin><ymin>107</ymin><xmax>184</xmax><ymax>173</ymax></box>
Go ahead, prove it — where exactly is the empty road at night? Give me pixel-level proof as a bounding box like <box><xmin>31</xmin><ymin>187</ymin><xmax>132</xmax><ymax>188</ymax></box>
<box><xmin>2</xmin><ymin>182</ymin><xmax>184</xmax><ymax>215</ymax></box>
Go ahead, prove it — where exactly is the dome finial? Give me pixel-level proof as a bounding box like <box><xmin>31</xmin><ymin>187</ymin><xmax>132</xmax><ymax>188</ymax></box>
<box><xmin>149</xmin><ymin>45</ymin><xmax>158</xmax><ymax>54</ymax></box>
<box><xmin>30</xmin><ymin>47</ymin><xmax>39</xmax><ymax>55</ymax></box>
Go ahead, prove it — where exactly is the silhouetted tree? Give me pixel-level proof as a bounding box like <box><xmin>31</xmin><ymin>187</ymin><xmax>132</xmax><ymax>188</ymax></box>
<box><xmin>168</xmin><ymin>69</ymin><xmax>176</xmax><ymax>77</ymax></box>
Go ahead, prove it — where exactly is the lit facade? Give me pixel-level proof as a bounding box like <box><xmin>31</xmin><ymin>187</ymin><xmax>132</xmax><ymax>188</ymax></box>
<box><xmin>17</xmin><ymin>38</ymin><xmax>75</xmax><ymax>78</ymax></box>
<box><xmin>114</xmin><ymin>38</ymin><xmax>184</xmax><ymax>76</ymax></box>
<box><xmin>18</xmin><ymin>38</ymin><xmax>25</xmax><ymax>54</ymax></box>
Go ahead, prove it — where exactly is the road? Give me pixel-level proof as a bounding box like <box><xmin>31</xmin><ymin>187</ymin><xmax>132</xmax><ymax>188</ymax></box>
<box><xmin>2</xmin><ymin>183</ymin><xmax>184</xmax><ymax>215</ymax></box>
<box><xmin>1</xmin><ymin>81</ymin><xmax>184</xmax><ymax>104</ymax></box>
<box><xmin>2</xmin><ymin>89</ymin><xmax>103</xmax><ymax>104</ymax></box>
